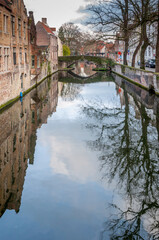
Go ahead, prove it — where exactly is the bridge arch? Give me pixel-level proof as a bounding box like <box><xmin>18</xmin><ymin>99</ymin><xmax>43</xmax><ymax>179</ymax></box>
<box><xmin>58</xmin><ymin>55</ymin><xmax>106</xmax><ymax>68</ymax></box>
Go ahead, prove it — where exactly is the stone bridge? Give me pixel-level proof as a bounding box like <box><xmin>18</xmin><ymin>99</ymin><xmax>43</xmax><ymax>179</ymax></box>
<box><xmin>58</xmin><ymin>55</ymin><xmax>106</xmax><ymax>69</ymax></box>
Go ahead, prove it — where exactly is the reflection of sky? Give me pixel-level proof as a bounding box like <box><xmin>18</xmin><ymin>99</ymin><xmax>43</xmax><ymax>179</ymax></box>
<box><xmin>0</xmin><ymin>82</ymin><xmax>124</xmax><ymax>240</ymax></box>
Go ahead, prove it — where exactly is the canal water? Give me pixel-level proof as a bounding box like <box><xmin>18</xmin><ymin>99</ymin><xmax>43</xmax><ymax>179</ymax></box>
<box><xmin>0</xmin><ymin>64</ymin><xmax>159</xmax><ymax>240</ymax></box>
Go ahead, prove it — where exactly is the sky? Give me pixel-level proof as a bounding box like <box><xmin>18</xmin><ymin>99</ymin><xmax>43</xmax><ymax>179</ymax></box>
<box><xmin>24</xmin><ymin>0</ymin><xmax>88</xmax><ymax>30</ymax></box>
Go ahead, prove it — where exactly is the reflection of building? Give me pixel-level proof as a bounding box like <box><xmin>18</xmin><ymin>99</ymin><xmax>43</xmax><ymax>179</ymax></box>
<box><xmin>72</xmin><ymin>61</ymin><xmax>96</xmax><ymax>77</ymax></box>
<box><xmin>0</xmin><ymin>74</ymin><xmax>58</xmax><ymax>217</ymax></box>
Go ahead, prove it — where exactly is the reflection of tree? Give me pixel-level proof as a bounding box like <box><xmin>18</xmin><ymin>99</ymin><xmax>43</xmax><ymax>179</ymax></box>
<box><xmin>82</xmin><ymin>88</ymin><xmax>159</xmax><ymax>239</ymax></box>
<box><xmin>60</xmin><ymin>83</ymin><xmax>82</xmax><ymax>101</ymax></box>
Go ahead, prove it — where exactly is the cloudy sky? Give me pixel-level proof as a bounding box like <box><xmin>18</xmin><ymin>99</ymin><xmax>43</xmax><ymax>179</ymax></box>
<box><xmin>24</xmin><ymin>0</ymin><xmax>88</xmax><ymax>30</ymax></box>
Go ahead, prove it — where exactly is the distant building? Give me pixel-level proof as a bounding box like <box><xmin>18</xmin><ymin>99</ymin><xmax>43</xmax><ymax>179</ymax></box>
<box><xmin>105</xmin><ymin>42</ymin><xmax>115</xmax><ymax>59</ymax></box>
<box><xmin>81</xmin><ymin>41</ymin><xmax>108</xmax><ymax>57</ymax></box>
<box><xmin>36</xmin><ymin>18</ymin><xmax>58</xmax><ymax>73</ymax></box>
<box><xmin>115</xmin><ymin>23</ymin><xmax>157</xmax><ymax>66</ymax></box>
<box><xmin>49</xmin><ymin>27</ymin><xmax>63</xmax><ymax>57</ymax></box>
<box><xmin>57</xmin><ymin>38</ymin><xmax>63</xmax><ymax>56</ymax></box>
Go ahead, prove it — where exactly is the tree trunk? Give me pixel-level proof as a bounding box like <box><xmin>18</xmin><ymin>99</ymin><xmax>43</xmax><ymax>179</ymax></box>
<box><xmin>131</xmin><ymin>36</ymin><xmax>142</xmax><ymax>67</ymax></box>
<box><xmin>140</xmin><ymin>23</ymin><xmax>149</xmax><ymax>70</ymax></box>
<box><xmin>123</xmin><ymin>0</ymin><xmax>129</xmax><ymax>66</ymax></box>
<box><xmin>124</xmin><ymin>37</ymin><xmax>129</xmax><ymax>65</ymax></box>
<box><xmin>155</xmin><ymin>0</ymin><xmax>159</xmax><ymax>73</ymax></box>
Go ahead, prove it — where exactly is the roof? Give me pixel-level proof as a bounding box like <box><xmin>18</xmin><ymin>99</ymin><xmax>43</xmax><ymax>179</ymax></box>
<box><xmin>0</xmin><ymin>0</ymin><xmax>12</xmax><ymax>10</ymax></box>
<box><xmin>41</xmin><ymin>22</ymin><xmax>55</xmax><ymax>36</ymax></box>
<box><xmin>97</xmin><ymin>45</ymin><xmax>105</xmax><ymax>50</ymax></box>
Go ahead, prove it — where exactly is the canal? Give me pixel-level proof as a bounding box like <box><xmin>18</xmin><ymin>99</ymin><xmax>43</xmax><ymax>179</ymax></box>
<box><xmin>0</xmin><ymin>63</ymin><xmax>159</xmax><ymax>239</ymax></box>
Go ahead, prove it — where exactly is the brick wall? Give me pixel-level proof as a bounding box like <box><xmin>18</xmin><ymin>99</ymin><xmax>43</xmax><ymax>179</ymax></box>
<box><xmin>36</xmin><ymin>22</ymin><xmax>50</xmax><ymax>47</ymax></box>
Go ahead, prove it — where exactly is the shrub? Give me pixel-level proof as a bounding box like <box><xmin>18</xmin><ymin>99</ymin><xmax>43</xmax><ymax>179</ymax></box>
<box><xmin>63</xmin><ymin>45</ymin><xmax>71</xmax><ymax>56</ymax></box>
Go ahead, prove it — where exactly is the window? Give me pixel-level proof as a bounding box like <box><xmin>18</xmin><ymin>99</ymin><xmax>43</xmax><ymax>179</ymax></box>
<box><xmin>145</xmin><ymin>50</ymin><xmax>147</xmax><ymax>57</ymax></box>
<box><xmin>37</xmin><ymin>56</ymin><xmax>40</xmax><ymax>68</ymax></box>
<box><xmin>24</xmin><ymin>22</ymin><xmax>26</xmax><ymax>39</ymax></box>
<box><xmin>4</xmin><ymin>48</ymin><xmax>9</xmax><ymax>71</ymax></box>
<box><xmin>3</xmin><ymin>15</ymin><xmax>8</xmax><ymax>33</ymax></box>
<box><xmin>20</xmin><ymin>73</ymin><xmax>23</xmax><ymax>88</ymax></box>
<box><xmin>148</xmin><ymin>46</ymin><xmax>151</xmax><ymax>57</ymax></box>
<box><xmin>0</xmin><ymin>47</ymin><xmax>2</xmax><ymax>71</ymax></box>
<box><xmin>20</xmin><ymin>47</ymin><xmax>22</xmax><ymax>64</ymax></box>
<box><xmin>11</xmin><ymin>16</ymin><xmax>15</xmax><ymax>36</ymax></box>
<box><xmin>25</xmin><ymin>48</ymin><xmax>27</xmax><ymax>63</ymax></box>
<box><xmin>31</xmin><ymin>55</ymin><xmax>35</xmax><ymax>68</ymax></box>
<box><xmin>18</xmin><ymin>19</ymin><xmax>21</xmax><ymax>37</ymax></box>
<box><xmin>13</xmin><ymin>47</ymin><xmax>16</xmax><ymax>65</ymax></box>
<box><xmin>17</xmin><ymin>0</ymin><xmax>19</xmax><ymax>9</ymax></box>
<box><xmin>0</xmin><ymin>12</ymin><xmax>2</xmax><ymax>32</ymax></box>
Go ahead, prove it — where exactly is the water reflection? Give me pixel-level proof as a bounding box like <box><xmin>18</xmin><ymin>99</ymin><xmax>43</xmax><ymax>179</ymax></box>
<box><xmin>82</xmin><ymin>78</ymin><xmax>159</xmax><ymax>239</ymax></box>
<box><xmin>0</xmin><ymin>74</ymin><xmax>58</xmax><ymax>217</ymax></box>
<box><xmin>71</xmin><ymin>61</ymin><xmax>97</xmax><ymax>77</ymax></box>
<box><xmin>0</xmin><ymin>67</ymin><xmax>159</xmax><ymax>239</ymax></box>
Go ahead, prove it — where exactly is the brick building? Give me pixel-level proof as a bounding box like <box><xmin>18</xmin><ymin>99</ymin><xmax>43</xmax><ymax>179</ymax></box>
<box><xmin>0</xmin><ymin>2</ymin><xmax>59</xmax><ymax>109</ymax></box>
<box><xmin>36</xmin><ymin>18</ymin><xmax>58</xmax><ymax>73</ymax></box>
<box><xmin>28</xmin><ymin>11</ymin><xmax>42</xmax><ymax>81</ymax></box>
<box><xmin>0</xmin><ymin>0</ymin><xmax>30</xmax><ymax>106</ymax></box>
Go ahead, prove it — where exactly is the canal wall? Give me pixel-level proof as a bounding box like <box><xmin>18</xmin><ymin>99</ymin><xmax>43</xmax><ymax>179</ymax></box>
<box><xmin>0</xmin><ymin>67</ymin><xmax>58</xmax><ymax>111</ymax></box>
<box><xmin>113</xmin><ymin>64</ymin><xmax>159</xmax><ymax>95</ymax></box>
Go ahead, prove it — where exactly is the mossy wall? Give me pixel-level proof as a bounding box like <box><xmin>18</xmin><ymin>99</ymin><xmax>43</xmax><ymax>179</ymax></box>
<box><xmin>113</xmin><ymin>64</ymin><xmax>159</xmax><ymax>96</ymax></box>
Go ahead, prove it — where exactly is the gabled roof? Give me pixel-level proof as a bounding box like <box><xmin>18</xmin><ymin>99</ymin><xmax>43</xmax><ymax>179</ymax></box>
<box><xmin>0</xmin><ymin>0</ymin><xmax>12</xmax><ymax>11</ymax></box>
<box><xmin>41</xmin><ymin>22</ymin><xmax>55</xmax><ymax>36</ymax></box>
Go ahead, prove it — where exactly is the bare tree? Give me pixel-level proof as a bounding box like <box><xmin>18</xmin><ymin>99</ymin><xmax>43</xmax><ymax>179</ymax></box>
<box><xmin>82</xmin><ymin>0</ymin><xmax>133</xmax><ymax>65</ymax></box>
<box><xmin>129</xmin><ymin>0</ymin><xmax>157</xmax><ymax>69</ymax></box>
<box><xmin>155</xmin><ymin>0</ymin><xmax>159</xmax><ymax>72</ymax></box>
<box><xmin>58</xmin><ymin>23</ymin><xmax>82</xmax><ymax>55</ymax></box>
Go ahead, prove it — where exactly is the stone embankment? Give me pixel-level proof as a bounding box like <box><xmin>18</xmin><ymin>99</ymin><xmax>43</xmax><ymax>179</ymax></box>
<box><xmin>113</xmin><ymin>64</ymin><xmax>159</xmax><ymax>96</ymax></box>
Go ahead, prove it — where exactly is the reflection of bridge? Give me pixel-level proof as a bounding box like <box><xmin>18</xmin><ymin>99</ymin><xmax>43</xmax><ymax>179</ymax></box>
<box><xmin>58</xmin><ymin>71</ymin><xmax>114</xmax><ymax>84</ymax></box>
<box><xmin>67</xmin><ymin>70</ymin><xmax>98</xmax><ymax>80</ymax></box>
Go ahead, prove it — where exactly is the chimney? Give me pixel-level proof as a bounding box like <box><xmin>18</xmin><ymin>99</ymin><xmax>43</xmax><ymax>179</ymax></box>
<box><xmin>29</xmin><ymin>11</ymin><xmax>33</xmax><ymax>18</ymax></box>
<box><xmin>42</xmin><ymin>18</ymin><xmax>47</xmax><ymax>24</ymax></box>
<box><xmin>50</xmin><ymin>27</ymin><xmax>56</xmax><ymax>32</ymax></box>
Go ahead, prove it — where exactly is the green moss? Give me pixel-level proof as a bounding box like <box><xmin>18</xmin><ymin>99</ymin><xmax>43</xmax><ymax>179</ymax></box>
<box><xmin>112</xmin><ymin>71</ymin><xmax>149</xmax><ymax>91</ymax></box>
<box><xmin>58</xmin><ymin>55</ymin><xmax>112</xmax><ymax>66</ymax></box>
<box><xmin>58</xmin><ymin>56</ymin><xmax>82</xmax><ymax>62</ymax></box>
<box><xmin>47</xmin><ymin>61</ymin><xmax>51</xmax><ymax>75</ymax></box>
<box><xmin>58</xmin><ymin>67</ymin><xmax>74</xmax><ymax>71</ymax></box>
<box><xmin>93</xmin><ymin>68</ymin><xmax>108</xmax><ymax>71</ymax></box>
<box><xmin>121</xmin><ymin>65</ymin><xmax>126</xmax><ymax>74</ymax></box>
<box><xmin>155</xmin><ymin>74</ymin><xmax>159</xmax><ymax>81</ymax></box>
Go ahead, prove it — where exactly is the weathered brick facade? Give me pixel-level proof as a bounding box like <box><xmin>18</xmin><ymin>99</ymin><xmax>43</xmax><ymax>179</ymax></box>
<box><xmin>0</xmin><ymin>2</ymin><xmax>59</xmax><ymax>108</ymax></box>
<box><xmin>0</xmin><ymin>0</ymin><xmax>31</xmax><ymax>106</ymax></box>
<box><xmin>36</xmin><ymin>18</ymin><xmax>58</xmax><ymax>74</ymax></box>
